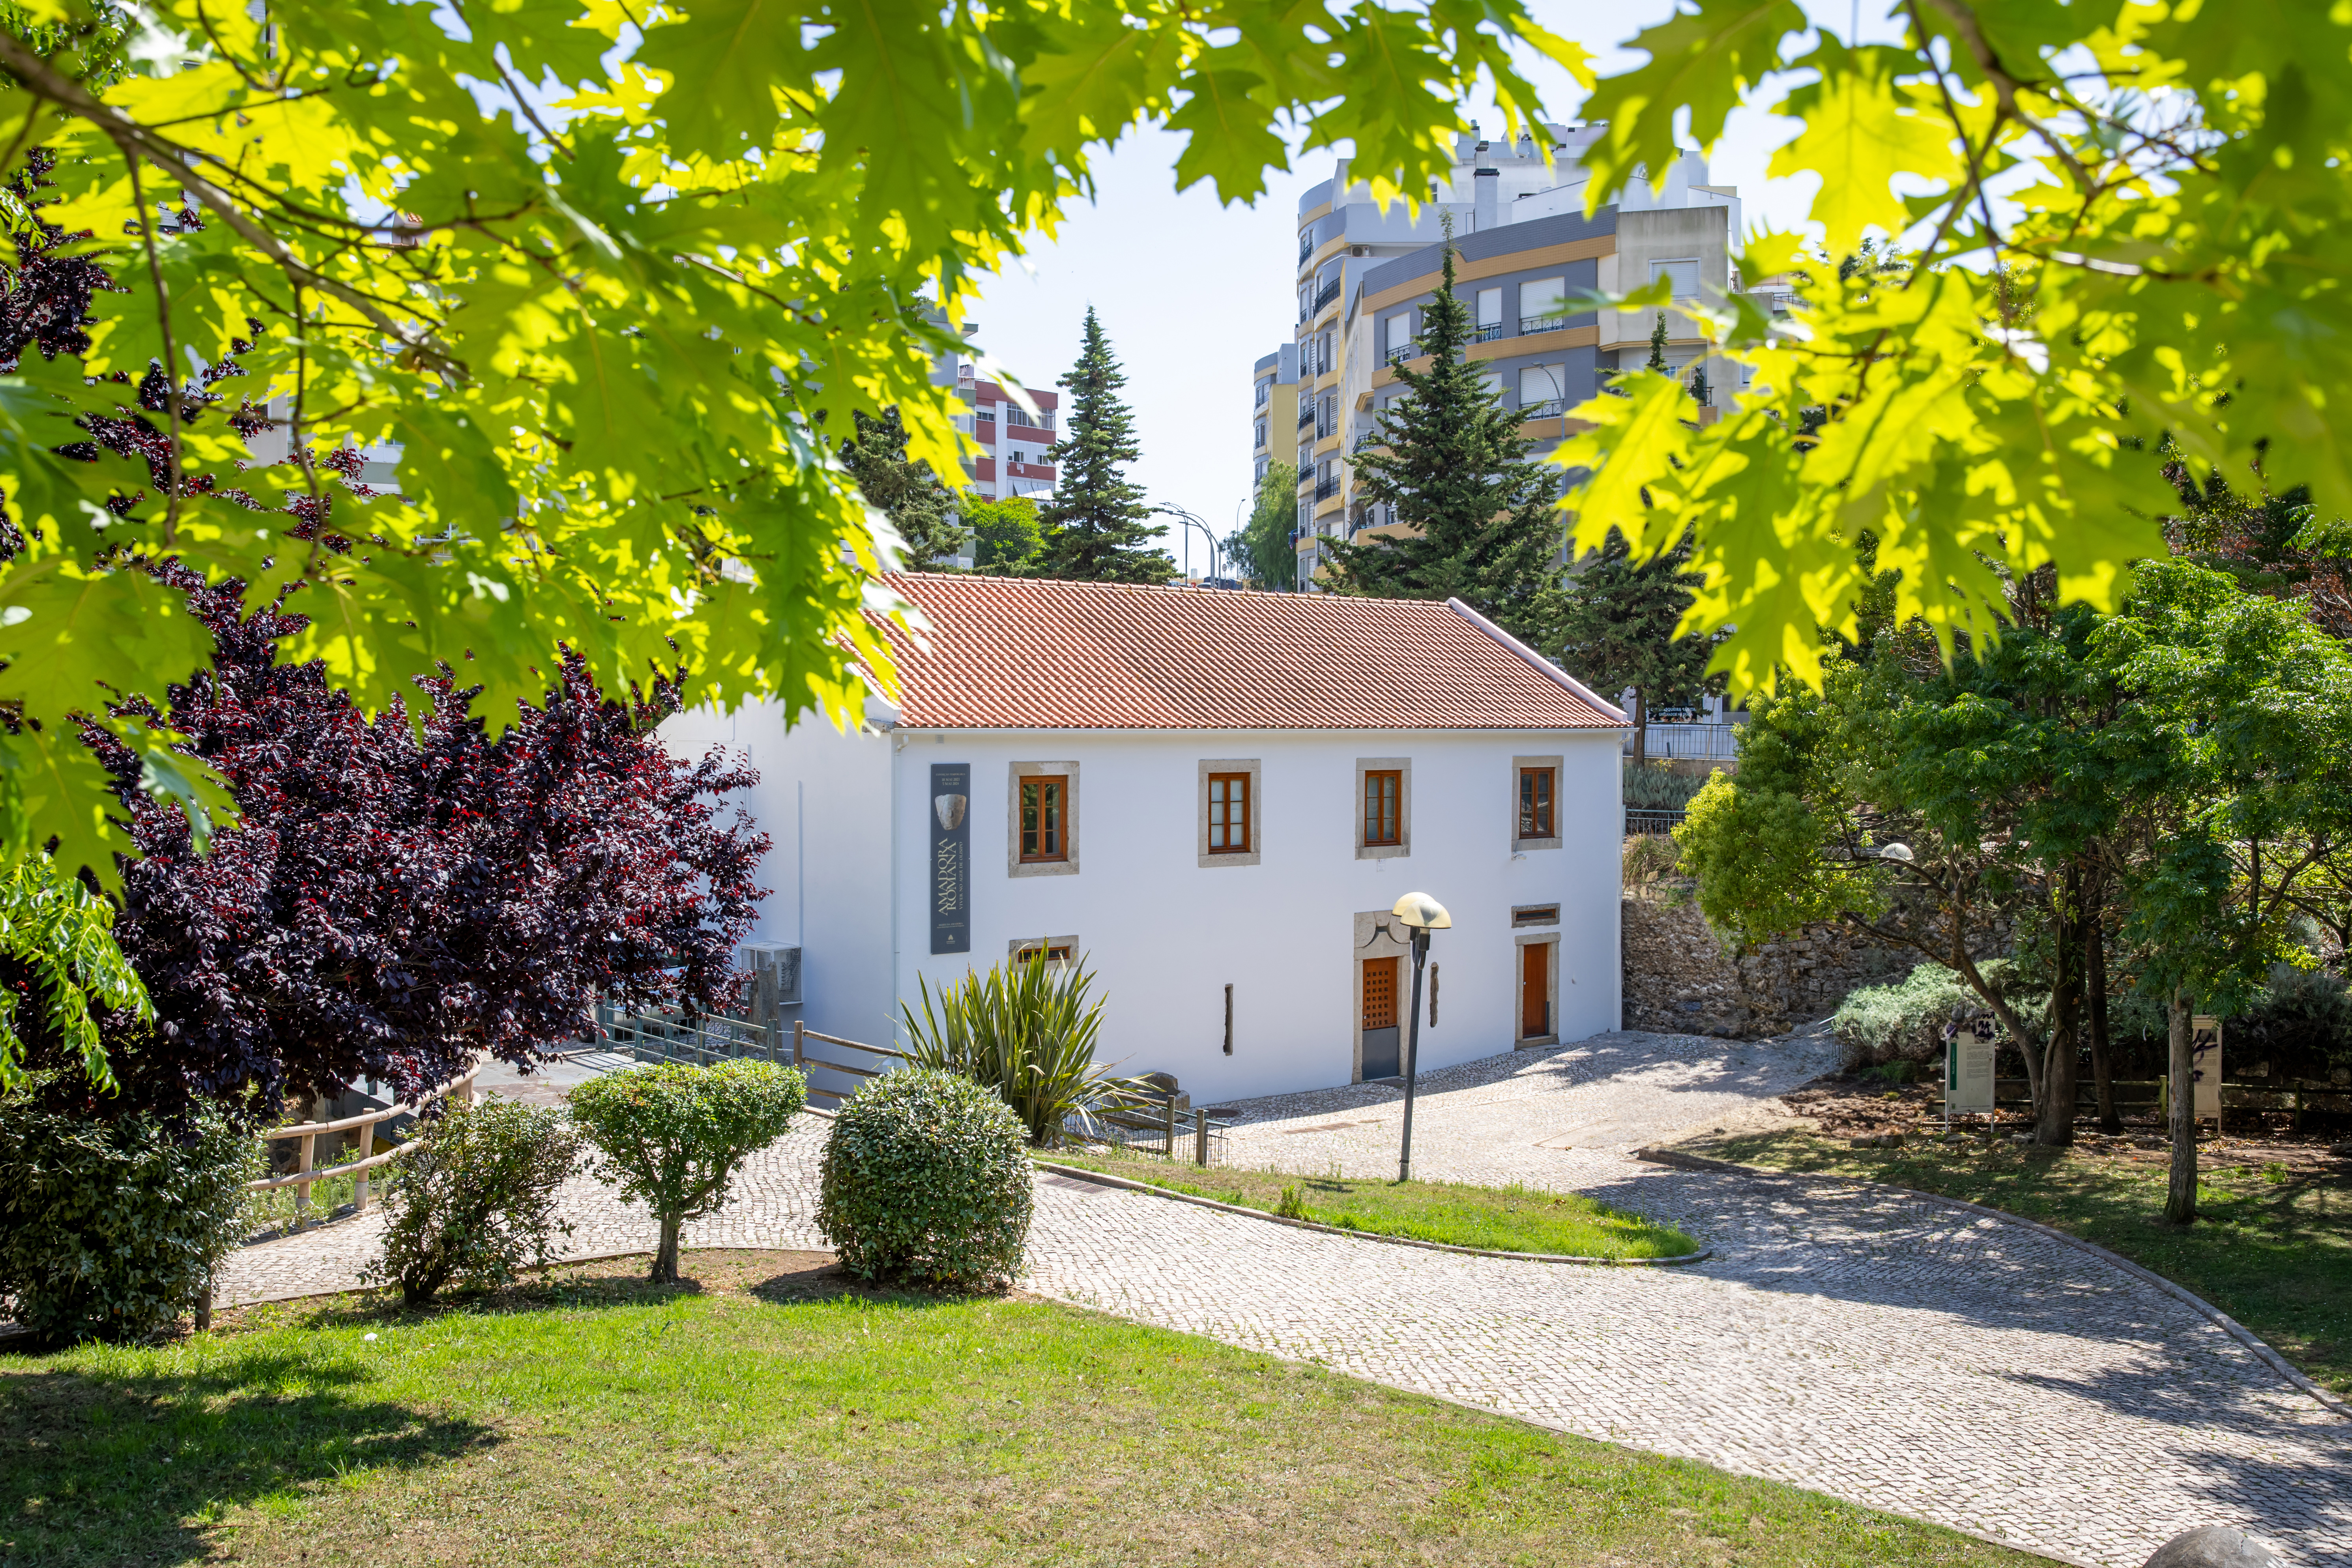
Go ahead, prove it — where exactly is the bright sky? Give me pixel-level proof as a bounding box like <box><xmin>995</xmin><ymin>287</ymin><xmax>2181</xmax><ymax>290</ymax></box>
<box><xmin>964</xmin><ymin>0</ymin><xmax>1882</xmax><ymax>573</ymax></box>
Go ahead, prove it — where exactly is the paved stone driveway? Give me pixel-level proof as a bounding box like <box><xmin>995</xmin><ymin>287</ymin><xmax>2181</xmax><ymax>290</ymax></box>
<box><xmin>214</xmin><ymin>1028</ymin><xmax>2352</xmax><ymax>1568</ymax></box>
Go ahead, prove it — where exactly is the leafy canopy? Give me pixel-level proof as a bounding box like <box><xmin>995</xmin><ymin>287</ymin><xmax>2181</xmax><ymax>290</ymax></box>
<box><xmin>1559</xmin><ymin>0</ymin><xmax>2352</xmax><ymax>692</ymax></box>
<box><xmin>0</xmin><ymin>0</ymin><xmax>1587</xmax><ymax>881</ymax></box>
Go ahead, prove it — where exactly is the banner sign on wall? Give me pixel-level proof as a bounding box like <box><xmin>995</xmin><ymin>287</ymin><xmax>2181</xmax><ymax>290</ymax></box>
<box><xmin>930</xmin><ymin>763</ymin><xmax>971</xmax><ymax>955</ymax></box>
<box><xmin>2192</xmin><ymin>1015</ymin><xmax>2223</xmax><ymax>1118</ymax></box>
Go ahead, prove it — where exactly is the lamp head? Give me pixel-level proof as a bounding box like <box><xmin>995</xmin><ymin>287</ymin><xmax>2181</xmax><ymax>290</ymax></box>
<box><xmin>1392</xmin><ymin>891</ymin><xmax>1452</xmax><ymax>930</ymax></box>
<box><xmin>1879</xmin><ymin>842</ymin><xmax>1914</xmax><ymax>863</ymax></box>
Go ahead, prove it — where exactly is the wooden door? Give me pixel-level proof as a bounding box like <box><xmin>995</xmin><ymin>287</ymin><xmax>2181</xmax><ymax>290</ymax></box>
<box><xmin>1361</xmin><ymin>957</ymin><xmax>1401</xmax><ymax>1079</ymax></box>
<box><xmin>1521</xmin><ymin>943</ymin><xmax>1550</xmax><ymax>1038</ymax></box>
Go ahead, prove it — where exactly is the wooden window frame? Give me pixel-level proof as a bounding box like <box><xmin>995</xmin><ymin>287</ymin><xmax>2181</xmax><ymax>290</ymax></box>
<box><xmin>1355</xmin><ymin>758</ymin><xmax>1410</xmax><ymax>859</ymax></box>
<box><xmin>1364</xmin><ymin>771</ymin><xmax>1402</xmax><ymax>846</ymax></box>
<box><xmin>1018</xmin><ymin>775</ymin><xmax>1068</xmax><ymax>863</ymax></box>
<box><xmin>1518</xmin><ymin>765</ymin><xmax>1556</xmax><ymax>841</ymax></box>
<box><xmin>1009</xmin><ymin>937</ymin><xmax>1078</xmax><ymax>968</ymax></box>
<box><xmin>1208</xmin><ymin>773</ymin><xmax>1252</xmax><ymax>854</ymax></box>
<box><xmin>1007</xmin><ymin>762</ymin><xmax>1080</xmax><ymax>878</ymax></box>
<box><xmin>1511</xmin><ymin>754</ymin><xmax>1564</xmax><ymax>850</ymax></box>
<box><xmin>1197</xmin><ymin>759</ymin><xmax>1263</xmax><ymax>868</ymax></box>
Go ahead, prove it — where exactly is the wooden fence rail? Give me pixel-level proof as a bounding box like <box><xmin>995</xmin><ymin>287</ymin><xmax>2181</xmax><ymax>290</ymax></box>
<box><xmin>791</xmin><ymin>1021</ymin><xmax>909</xmax><ymax>1105</ymax></box>
<box><xmin>247</xmin><ymin>1061</ymin><xmax>483</xmax><ymax>1216</ymax></box>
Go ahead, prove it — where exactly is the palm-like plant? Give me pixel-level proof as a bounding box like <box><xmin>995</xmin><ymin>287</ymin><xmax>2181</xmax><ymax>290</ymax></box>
<box><xmin>900</xmin><ymin>953</ymin><xmax>1153</xmax><ymax>1146</ymax></box>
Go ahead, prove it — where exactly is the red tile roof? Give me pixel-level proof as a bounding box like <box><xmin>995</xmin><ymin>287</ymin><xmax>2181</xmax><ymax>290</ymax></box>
<box><xmin>877</xmin><ymin>575</ymin><xmax>1626</xmax><ymax>731</ymax></box>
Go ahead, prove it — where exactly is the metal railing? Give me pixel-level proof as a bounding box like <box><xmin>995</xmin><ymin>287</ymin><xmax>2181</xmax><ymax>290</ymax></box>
<box><xmin>1386</xmin><ymin>344</ymin><xmax>1420</xmax><ymax>367</ymax></box>
<box><xmin>1314</xmin><ymin>279</ymin><xmax>1342</xmax><ymax>311</ymax></box>
<box><xmin>1314</xmin><ymin>475</ymin><xmax>1341</xmax><ymax>500</ymax></box>
<box><xmin>1518</xmin><ymin>397</ymin><xmax>1567</xmax><ymax>419</ymax></box>
<box><xmin>1297</xmin><ymin>406</ymin><xmax>1315</xmax><ymax>428</ymax></box>
<box><xmin>1625</xmin><ymin>807</ymin><xmax>1686</xmax><ymax>836</ymax></box>
<box><xmin>1469</xmin><ymin>321</ymin><xmax>1506</xmax><ymax>343</ymax></box>
<box><xmin>1087</xmin><ymin>1095</ymin><xmax>1234</xmax><ymax>1166</ymax></box>
<box><xmin>1629</xmin><ymin>721</ymin><xmax>1743</xmax><ymax>761</ymax></box>
<box><xmin>1520</xmin><ymin>312</ymin><xmax>1572</xmax><ymax>334</ymax></box>
<box><xmin>594</xmin><ymin>1001</ymin><xmax>780</xmax><ymax>1067</ymax></box>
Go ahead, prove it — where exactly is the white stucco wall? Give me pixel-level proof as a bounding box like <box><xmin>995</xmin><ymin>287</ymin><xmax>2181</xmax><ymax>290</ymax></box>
<box><xmin>888</xmin><ymin>728</ymin><xmax>1620</xmax><ymax>1103</ymax></box>
<box><xmin>666</xmin><ymin>709</ymin><xmax>1622</xmax><ymax>1104</ymax></box>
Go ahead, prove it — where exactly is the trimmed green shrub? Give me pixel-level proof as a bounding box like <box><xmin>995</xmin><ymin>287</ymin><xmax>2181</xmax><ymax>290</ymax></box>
<box><xmin>363</xmin><ymin>1098</ymin><xmax>582</xmax><ymax>1306</ymax></box>
<box><xmin>569</xmin><ymin>1058</ymin><xmax>806</xmax><ymax>1284</ymax></box>
<box><xmin>818</xmin><ymin>1067</ymin><xmax>1032</xmax><ymax>1288</ymax></box>
<box><xmin>1832</xmin><ymin>960</ymin><xmax>2043</xmax><ymax>1069</ymax></box>
<box><xmin>0</xmin><ymin>1090</ymin><xmax>256</xmax><ymax>1342</ymax></box>
<box><xmin>901</xmin><ymin>952</ymin><xmax>1152</xmax><ymax>1145</ymax></box>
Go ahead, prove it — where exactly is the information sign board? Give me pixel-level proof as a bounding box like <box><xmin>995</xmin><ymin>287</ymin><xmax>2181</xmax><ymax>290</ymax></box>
<box><xmin>1945</xmin><ymin>1016</ymin><xmax>1997</xmax><ymax>1114</ymax></box>
<box><xmin>2192</xmin><ymin>1014</ymin><xmax>2223</xmax><ymax>1118</ymax></box>
<box><xmin>929</xmin><ymin>763</ymin><xmax>970</xmax><ymax>954</ymax></box>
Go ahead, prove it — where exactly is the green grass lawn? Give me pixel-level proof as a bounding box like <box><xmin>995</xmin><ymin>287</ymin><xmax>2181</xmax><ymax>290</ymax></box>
<box><xmin>1043</xmin><ymin>1147</ymin><xmax>1700</xmax><ymax>1259</ymax></box>
<box><xmin>0</xmin><ymin>1250</ymin><xmax>2033</xmax><ymax>1568</ymax></box>
<box><xmin>1688</xmin><ymin>1126</ymin><xmax>2352</xmax><ymax>1397</ymax></box>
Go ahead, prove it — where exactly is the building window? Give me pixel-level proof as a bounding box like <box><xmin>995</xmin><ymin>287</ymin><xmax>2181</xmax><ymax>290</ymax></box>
<box><xmin>1009</xmin><ymin>762</ymin><xmax>1079</xmax><ymax>877</ymax></box>
<box><xmin>1651</xmin><ymin>258</ymin><xmax>1701</xmax><ymax>297</ymax></box>
<box><xmin>1208</xmin><ymin>772</ymin><xmax>1251</xmax><ymax>853</ymax></box>
<box><xmin>1019</xmin><ymin>776</ymin><xmax>1065</xmax><ymax>861</ymax></box>
<box><xmin>1012</xmin><ymin>941</ymin><xmax>1074</xmax><ymax>966</ymax></box>
<box><xmin>1520</xmin><ymin>275</ymin><xmax>1568</xmax><ymax>333</ymax></box>
<box><xmin>1519</xmin><ymin>766</ymin><xmax>1555</xmax><ymax>839</ymax></box>
<box><xmin>1364</xmin><ymin>770</ymin><xmax>1401</xmax><ymax>846</ymax></box>
<box><xmin>1256</xmin><ymin>380</ymin><xmax>1270</xmax><ymax>408</ymax></box>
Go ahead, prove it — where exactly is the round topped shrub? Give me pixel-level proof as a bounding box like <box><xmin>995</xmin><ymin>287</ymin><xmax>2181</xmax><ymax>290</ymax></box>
<box><xmin>817</xmin><ymin>1068</ymin><xmax>1032</xmax><ymax>1288</ymax></box>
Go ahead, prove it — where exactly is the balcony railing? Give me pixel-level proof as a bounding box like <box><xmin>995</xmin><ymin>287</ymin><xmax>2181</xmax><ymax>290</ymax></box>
<box><xmin>1314</xmin><ymin>476</ymin><xmax>1341</xmax><ymax>500</ymax></box>
<box><xmin>1520</xmin><ymin>312</ymin><xmax>1572</xmax><ymax>334</ymax></box>
<box><xmin>1518</xmin><ymin>397</ymin><xmax>1567</xmax><ymax>419</ymax></box>
<box><xmin>1385</xmin><ymin>344</ymin><xmax>1420</xmax><ymax>367</ymax></box>
<box><xmin>1296</xmin><ymin>406</ymin><xmax>1315</xmax><ymax>428</ymax></box>
<box><xmin>1297</xmin><ymin>232</ymin><xmax>1315</xmax><ymax>264</ymax></box>
<box><xmin>1469</xmin><ymin>321</ymin><xmax>1506</xmax><ymax>344</ymax></box>
<box><xmin>1314</xmin><ymin>279</ymin><xmax>1342</xmax><ymax>311</ymax></box>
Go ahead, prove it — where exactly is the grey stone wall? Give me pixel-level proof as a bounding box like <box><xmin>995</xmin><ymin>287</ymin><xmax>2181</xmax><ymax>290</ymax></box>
<box><xmin>1621</xmin><ymin>899</ymin><xmax>1920</xmax><ymax>1038</ymax></box>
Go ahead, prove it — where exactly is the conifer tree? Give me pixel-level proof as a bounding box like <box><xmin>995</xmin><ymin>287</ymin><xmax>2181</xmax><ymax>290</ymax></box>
<box><xmin>841</xmin><ymin>408</ymin><xmax>965</xmax><ymax>567</ymax></box>
<box><xmin>1037</xmin><ymin>309</ymin><xmax>1174</xmax><ymax>583</ymax></box>
<box><xmin>1645</xmin><ymin>310</ymin><xmax>1670</xmax><ymax>372</ymax></box>
<box><xmin>1321</xmin><ymin>238</ymin><xmax>1563</xmax><ymax>638</ymax></box>
<box><xmin>1553</xmin><ymin>529</ymin><xmax>1717</xmax><ymax>766</ymax></box>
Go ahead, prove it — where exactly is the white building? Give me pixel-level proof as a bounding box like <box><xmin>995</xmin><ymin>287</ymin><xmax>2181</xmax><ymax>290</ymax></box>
<box><xmin>666</xmin><ymin>575</ymin><xmax>1628</xmax><ymax>1104</ymax></box>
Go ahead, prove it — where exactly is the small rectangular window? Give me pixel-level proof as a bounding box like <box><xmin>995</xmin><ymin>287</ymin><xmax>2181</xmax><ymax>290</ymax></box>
<box><xmin>1519</xmin><ymin>766</ymin><xmax>1556</xmax><ymax>840</ymax></box>
<box><xmin>1208</xmin><ymin>772</ymin><xmax>1252</xmax><ymax>853</ymax></box>
<box><xmin>1019</xmin><ymin>776</ymin><xmax>1066</xmax><ymax>862</ymax></box>
<box><xmin>1014</xmin><ymin>943</ymin><xmax>1073</xmax><ymax>966</ymax></box>
<box><xmin>1513</xmin><ymin>903</ymin><xmax>1562</xmax><ymax>928</ymax></box>
<box><xmin>1364</xmin><ymin>770</ymin><xmax>1402</xmax><ymax>846</ymax></box>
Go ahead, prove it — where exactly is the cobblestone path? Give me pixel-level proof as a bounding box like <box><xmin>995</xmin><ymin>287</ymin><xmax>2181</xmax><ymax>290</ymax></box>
<box><xmin>213</xmin><ymin>1028</ymin><xmax>2352</xmax><ymax>1568</ymax></box>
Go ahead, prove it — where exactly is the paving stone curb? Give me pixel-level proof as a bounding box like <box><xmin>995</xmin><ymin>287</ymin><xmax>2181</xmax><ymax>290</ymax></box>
<box><xmin>1634</xmin><ymin>1145</ymin><xmax>2352</xmax><ymax>1422</ymax></box>
<box><xmin>1033</xmin><ymin>1159</ymin><xmax>1714</xmax><ymax>1267</ymax></box>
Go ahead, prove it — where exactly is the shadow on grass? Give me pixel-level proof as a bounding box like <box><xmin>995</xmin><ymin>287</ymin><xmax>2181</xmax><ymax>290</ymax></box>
<box><xmin>0</xmin><ymin>1348</ymin><xmax>492</xmax><ymax>1568</ymax></box>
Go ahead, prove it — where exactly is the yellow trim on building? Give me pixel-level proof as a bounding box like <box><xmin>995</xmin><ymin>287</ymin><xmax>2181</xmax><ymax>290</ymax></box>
<box><xmin>1360</xmin><ymin>234</ymin><xmax>1618</xmax><ymax>316</ymax></box>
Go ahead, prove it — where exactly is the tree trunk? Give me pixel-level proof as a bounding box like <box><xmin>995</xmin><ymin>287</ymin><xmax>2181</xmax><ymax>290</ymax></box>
<box><xmin>2165</xmin><ymin>987</ymin><xmax>2198</xmax><ymax>1224</ymax></box>
<box><xmin>651</xmin><ymin>1214</ymin><xmax>683</xmax><ymax>1284</ymax></box>
<box><xmin>1632</xmin><ymin>687</ymin><xmax>1647</xmax><ymax>769</ymax></box>
<box><xmin>2086</xmin><ymin>913</ymin><xmax>2120</xmax><ymax>1134</ymax></box>
<box><xmin>2036</xmin><ymin>876</ymin><xmax>2082</xmax><ymax>1146</ymax></box>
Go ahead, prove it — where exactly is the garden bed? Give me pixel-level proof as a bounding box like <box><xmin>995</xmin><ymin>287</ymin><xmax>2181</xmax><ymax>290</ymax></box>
<box><xmin>0</xmin><ymin>1249</ymin><xmax>2028</xmax><ymax>1568</ymax></box>
<box><xmin>1042</xmin><ymin>1147</ymin><xmax>1701</xmax><ymax>1259</ymax></box>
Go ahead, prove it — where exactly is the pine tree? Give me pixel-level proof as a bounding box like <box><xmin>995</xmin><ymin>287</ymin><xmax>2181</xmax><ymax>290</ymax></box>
<box><xmin>1688</xmin><ymin>360</ymin><xmax>1711</xmax><ymax>408</ymax></box>
<box><xmin>1553</xmin><ymin>529</ymin><xmax>1718</xmax><ymax>767</ymax></box>
<box><xmin>1645</xmin><ymin>311</ymin><xmax>1669</xmax><ymax>372</ymax></box>
<box><xmin>1037</xmin><ymin>309</ymin><xmax>1174</xmax><ymax>583</ymax></box>
<box><xmin>840</xmin><ymin>407</ymin><xmax>965</xmax><ymax>567</ymax></box>
<box><xmin>1321</xmin><ymin>237</ymin><xmax>1563</xmax><ymax>637</ymax></box>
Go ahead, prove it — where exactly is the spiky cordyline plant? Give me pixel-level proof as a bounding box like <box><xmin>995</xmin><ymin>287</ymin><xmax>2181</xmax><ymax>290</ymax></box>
<box><xmin>899</xmin><ymin>953</ymin><xmax>1154</xmax><ymax>1147</ymax></box>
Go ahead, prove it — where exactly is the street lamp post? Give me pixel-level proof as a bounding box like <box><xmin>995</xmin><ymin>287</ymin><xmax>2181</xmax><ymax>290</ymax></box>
<box><xmin>1153</xmin><ymin>503</ymin><xmax>1223</xmax><ymax>585</ymax></box>
<box><xmin>1390</xmin><ymin>890</ymin><xmax>1450</xmax><ymax>1183</ymax></box>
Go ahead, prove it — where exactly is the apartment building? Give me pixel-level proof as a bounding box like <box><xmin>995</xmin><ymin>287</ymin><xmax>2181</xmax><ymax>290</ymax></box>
<box><xmin>951</xmin><ymin>363</ymin><xmax>1060</xmax><ymax>502</ymax></box>
<box><xmin>1250</xmin><ymin>344</ymin><xmax>1300</xmax><ymax>488</ymax></box>
<box><xmin>1281</xmin><ymin>125</ymin><xmax>1750</xmax><ymax>583</ymax></box>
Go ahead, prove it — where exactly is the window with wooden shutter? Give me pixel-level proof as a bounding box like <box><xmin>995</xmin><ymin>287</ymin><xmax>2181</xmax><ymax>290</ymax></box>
<box><xmin>1019</xmin><ymin>776</ymin><xmax>1066</xmax><ymax>862</ymax></box>
<box><xmin>1518</xmin><ymin>766</ymin><xmax>1555</xmax><ymax>840</ymax></box>
<box><xmin>1364</xmin><ymin>769</ymin><xmax>1401</xmax><ymax>846</ymax></box>
<box><xmin>1207</xmin><ymin>772</ymin><xmax>1251</xmax><ymax>853</ymax></box>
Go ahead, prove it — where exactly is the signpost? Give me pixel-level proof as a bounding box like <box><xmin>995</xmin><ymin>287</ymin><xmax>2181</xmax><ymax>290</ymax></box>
<box><xmin>929</xmin><ymin>763</ymin><xmax>970</xmax><ymax>955</ymax></box>
<box><xmin>1945</xmin><ymin>1015</ymin><xmax>1997</xmax><ymax>1126</ymax></box>
<box><xmin>2192</xmin><ymin>1014</ymin><xmax>2223</xmax><ymax>1120</ymax></box>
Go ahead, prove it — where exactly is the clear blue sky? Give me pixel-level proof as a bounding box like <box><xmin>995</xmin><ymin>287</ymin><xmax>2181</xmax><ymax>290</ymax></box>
<box><xmin>963</xmin><ymin>0</ymin><xmax>1877</xmax><ymax>571</ymax></box>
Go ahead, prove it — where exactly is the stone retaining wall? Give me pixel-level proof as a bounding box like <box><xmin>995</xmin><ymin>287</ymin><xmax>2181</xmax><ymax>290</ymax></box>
<box><xmin>1621</xmin><ymin>899</ymin><xmax>1920</xmax><ymax>1038</ymax></box>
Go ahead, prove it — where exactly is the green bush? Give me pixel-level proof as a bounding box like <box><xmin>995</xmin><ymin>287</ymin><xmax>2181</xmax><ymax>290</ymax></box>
<box><xmin>569</xmin><ymin>1058</ymin><xmax>806</xmax><ymax>1283</ymax></box>
<box><xmin>817</xmin><ymin>1068</ymin><xmax>1032</xmax><ymax>1288</ymax></box>
<box><xmin>901</xmin><ymin>953</ymin><xmax>1151</xmax><ymax>1145</ymax></box>
<box><xmin>0</xmin><ymin>1091</ymin><xmax>256</xmax><ymax>1342</ymax></box>
<box><xmin>1622</xmin><ymin>763</ymin><xmax>1712</xmax><ymax>811</ymax></box>
<box><xmin>1831</xmin><ymin>960</ymin><xmax>2044</xmax><ymax>1070</ymax></box>
<box><xmin>363</xmin><ymin>1098</ymin><xmax>582</xmax><ymax>1306</ymax></box>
